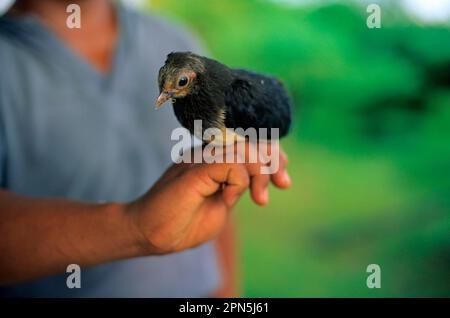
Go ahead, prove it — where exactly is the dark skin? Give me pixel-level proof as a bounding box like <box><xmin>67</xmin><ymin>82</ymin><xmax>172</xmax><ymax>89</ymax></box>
<box><xmin>0</xmin><ymin>1</ymin><xmax>291</xmax><ymax>295</ymax></box>
<box><xmin>9</xmin><ymin>0</ymin><xmax>118</xmax><ymax>74</ymax></box>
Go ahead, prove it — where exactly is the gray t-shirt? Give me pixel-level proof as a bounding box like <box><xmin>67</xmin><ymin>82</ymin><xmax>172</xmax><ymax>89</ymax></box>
<box><xmin>0</xmin><ymin>5</ymin><xmax>219</xmax><ymax>297</ymax></box>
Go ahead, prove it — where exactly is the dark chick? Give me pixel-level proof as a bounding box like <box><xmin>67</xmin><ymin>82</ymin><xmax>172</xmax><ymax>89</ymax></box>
<box><xmin>156</xmin><ymin>52</ymin><xmax>292</xmax><ymax>143</ymax></box>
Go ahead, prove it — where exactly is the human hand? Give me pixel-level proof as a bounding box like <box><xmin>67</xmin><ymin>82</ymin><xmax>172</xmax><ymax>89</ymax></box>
<box><xmin>125</xmin><ymin>142</ymin><xmax>290</xmax><ymax>255</ymax></box>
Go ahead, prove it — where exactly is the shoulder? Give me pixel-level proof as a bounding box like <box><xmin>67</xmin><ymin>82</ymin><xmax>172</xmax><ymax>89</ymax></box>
<box><xmin>120</xmin><ymin>6</ymin><xmax>206</xmax><ymax>54</ymax></box>
<box><xmin>0</xmin><ymin>15</ymin><xmax>45</xmax><ymax>86</ymax></box>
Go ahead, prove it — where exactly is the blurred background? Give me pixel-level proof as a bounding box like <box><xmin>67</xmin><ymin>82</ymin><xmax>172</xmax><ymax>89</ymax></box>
<box><xmin>143</xmin><ymin>0</ymin><xmax>450</xmax><ymax>297</ymax></box>
<box><xmin>0</xmin><ymin>0</ymin><xmax>448</xmax><ymax>297</ymax></box>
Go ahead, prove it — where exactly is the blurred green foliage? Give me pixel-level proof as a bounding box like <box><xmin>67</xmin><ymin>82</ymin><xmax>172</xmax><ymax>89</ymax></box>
<box><xmin>147</xmin><ymin>0</ymin><xmax>450</xmax><ymax>297</ymax></box>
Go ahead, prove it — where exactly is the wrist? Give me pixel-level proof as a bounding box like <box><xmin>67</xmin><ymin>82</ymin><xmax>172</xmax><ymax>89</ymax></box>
<box><xmin>104</xmin><ymin>201</ymin><xmax>154</xmax><ymax>257</ymax></box>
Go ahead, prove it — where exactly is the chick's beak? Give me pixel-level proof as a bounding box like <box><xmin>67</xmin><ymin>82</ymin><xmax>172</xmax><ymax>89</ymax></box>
<box><xmin>155</xmin><ymin>92</ymin><xmax>172</xmax><ymax>109</ymax></box>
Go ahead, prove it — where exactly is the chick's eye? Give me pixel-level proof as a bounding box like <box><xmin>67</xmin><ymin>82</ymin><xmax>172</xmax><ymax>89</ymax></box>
<box><xmin>178</xmin><ymin>76</ymin><xmax>188</xmax><ymax>87</ymax></box>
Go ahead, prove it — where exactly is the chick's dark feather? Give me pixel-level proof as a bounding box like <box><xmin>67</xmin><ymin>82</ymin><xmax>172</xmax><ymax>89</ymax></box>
<box><xmin>158</xmin><ymin>52</ymin><xmax>293</xmax><ymax>140</ymax></box>
<box><xmin>224</xmin><ymin>69</ymin><xmax>292</xmax><ymax>138</ymax></box>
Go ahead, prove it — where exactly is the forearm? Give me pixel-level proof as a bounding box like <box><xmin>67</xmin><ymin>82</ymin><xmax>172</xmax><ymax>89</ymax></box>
<box><xmin>0</xmin><ymin>190</ymin><xmax>145</xmax><ymax>285</ymax></box>
<box><xmin>0</xmin><ymin>150</ymin><xmax>291</xmax><ymax>286</ymax></box>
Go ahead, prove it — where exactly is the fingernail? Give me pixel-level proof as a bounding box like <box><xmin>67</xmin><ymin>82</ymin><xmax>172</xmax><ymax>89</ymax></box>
<box><xmin>229</xmin><ymin>193</ymin><xmax>240</xmax><ymax>207</ymax></box>
<box><xmin>283</xmin><ymin>171</ymin><xmax>291</xmax><ymax>186</ymax></box>
<box><xmin>261</xmin><ymin>188</ymin><xmax>269</xmax><ymax>205</ymax></box>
